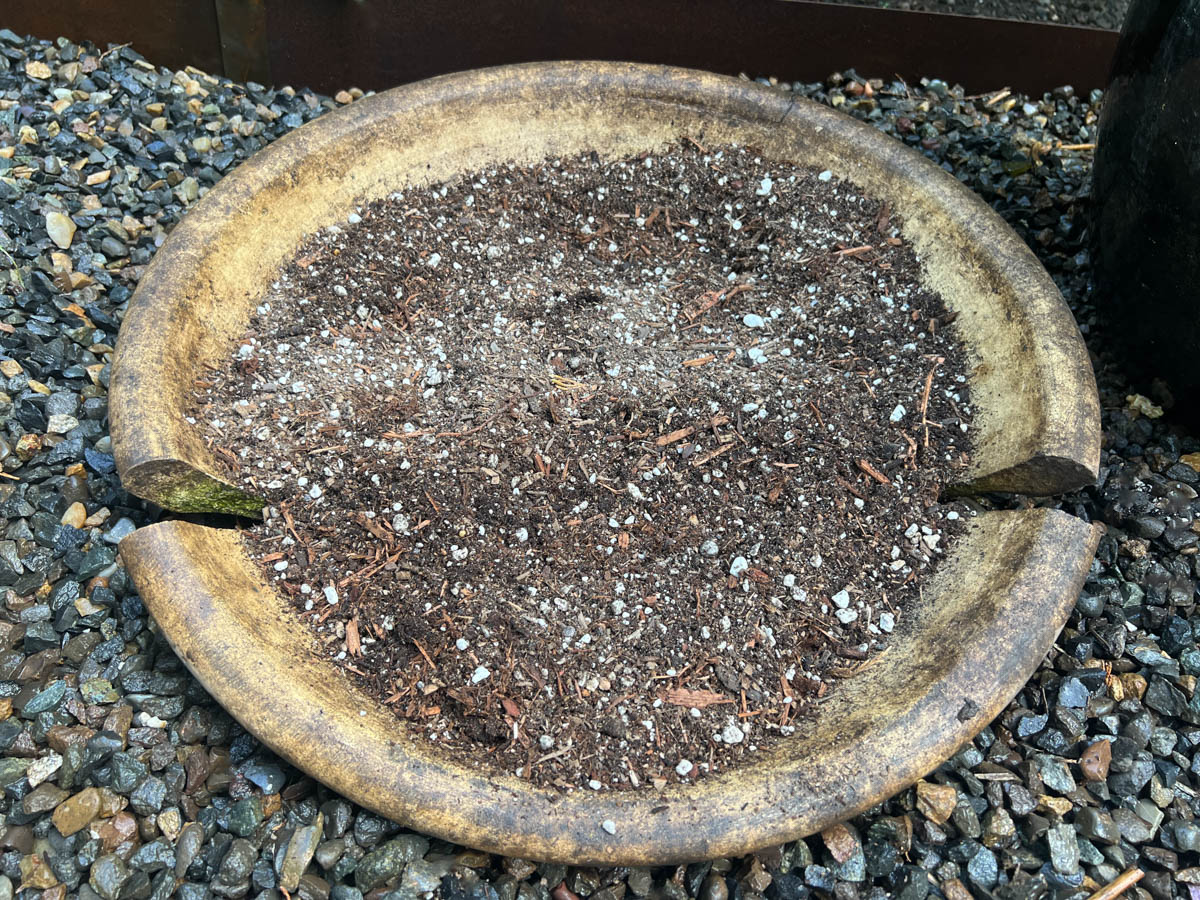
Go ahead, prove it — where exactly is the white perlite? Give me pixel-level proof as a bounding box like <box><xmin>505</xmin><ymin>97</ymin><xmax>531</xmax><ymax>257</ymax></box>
<box><xmin>195</xmin><ymin>143</ymin><xmax>973</xmax><ymax>791</ymax></box>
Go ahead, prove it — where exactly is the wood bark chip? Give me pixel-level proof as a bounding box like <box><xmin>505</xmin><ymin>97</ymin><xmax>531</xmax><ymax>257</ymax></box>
<box><xmin>661</xmin><ymin>688</ymin><xmax>735</xmax><ymax>708</ymax></box>
<box><xmin>689</xmin><ymin>442</ymin><xmax>735</xmax><ymax>467</ymax></box>
<box><xmin>654</xmin><ymin>414</ymin><xmax>730</xmax><ymax>446</ymax></box>
<box><xmin>857</xmin><ymin>458</ymin><xmax>892</xmax><ymax>485</ymax></box>
<box><xmin>352</xmin><ymin>512</ymin><xmax>391</xmax><ymax>542</ymax></box>
<box><xmin>684</xmin><ymin>283</ymin><xmax>753</xmax><ymax>322</ymax></box>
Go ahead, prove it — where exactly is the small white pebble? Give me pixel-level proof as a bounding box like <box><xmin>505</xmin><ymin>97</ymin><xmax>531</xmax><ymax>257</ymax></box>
<box><xmin>601</xmin><ymin>820</ymin><xmax>617</xmax><ymax>835</ymax></box>
<box><xmin>471</xmin><ymin>666</ymin><xmax>490</xmax><ymax>684</ymax></box>
<box><xmin>721</xmin><ymin>723</ymin><xmax>745</xmax><ymax>745</ymax></box>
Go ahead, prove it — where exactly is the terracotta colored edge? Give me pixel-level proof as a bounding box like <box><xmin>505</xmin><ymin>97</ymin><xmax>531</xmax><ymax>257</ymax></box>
<box><xmin>110</xmin><ymin>62</ymin><xmax>1099</xmax><ymax>515</ymax></box>
<box><xmin>119</xmin><ymin>508</ymin><xmax>1100</xmax><ymax>864</ymax></box>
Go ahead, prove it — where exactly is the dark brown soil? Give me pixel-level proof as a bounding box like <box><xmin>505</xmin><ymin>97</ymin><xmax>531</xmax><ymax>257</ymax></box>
<box><xmin>190</xmin><ymin>141</ymin><xmax>975</xmax><ymax>792</ymax></box>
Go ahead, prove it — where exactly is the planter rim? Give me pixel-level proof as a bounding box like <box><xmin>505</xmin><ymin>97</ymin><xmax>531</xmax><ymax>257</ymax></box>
<box><xmin>122</xmin><ymin>509</ymin><xmax>1099</xmax><ymax>863</ymax></box>
<box><xmin>110</xmin><ymin>61</ymin><xmax>1100</xmax><ymax>509</ymax></box>
<box><xmin>109</xmin><ymin>62</ymin><xmax>1103</xmax><ymax>863</ymax></box>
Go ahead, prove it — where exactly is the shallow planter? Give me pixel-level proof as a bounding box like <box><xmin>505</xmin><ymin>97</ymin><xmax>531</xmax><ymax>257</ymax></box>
<box><xmin>111</xmin><ymin>62</ymin><xmax>1102</xmax><ymax>864</ymax></box>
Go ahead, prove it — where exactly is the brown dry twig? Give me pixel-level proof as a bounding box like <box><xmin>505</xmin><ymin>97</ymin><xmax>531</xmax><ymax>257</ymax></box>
<box><xmin>684</xmin><ymin>283</ymin><xmax>753</xmax><ymax>322</ymax></box>
<box><xmin>856</xmin><ymin>459</ymin><xmax>891</xmax><ymax>485</ymax></box>
<box><xmin>1085</xmin><ymin>868</ymin><xmax>1143</xmax><ymax>900</ymax></box>
<box><xmin>654</xmin><ymin>414</ymin><xmax>730</xmax><ymax>447</ymax></box>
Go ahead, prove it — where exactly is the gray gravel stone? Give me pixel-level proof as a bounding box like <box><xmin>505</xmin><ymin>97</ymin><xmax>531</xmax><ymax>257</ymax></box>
<box><xmin>89</xmin><ymin>855</ymin><xmax>130</xmax><ymax>900</ymax></box>
<box><xmin>354</xmin><ymin>837</ymin><xmax>429</xmax><ymax>890</ymax></box>
<box><xmin>965</xmin><ymin>847</ymin><xmax>998</xmax><ymax>889</ymax></box>
<box><xmin>1046</xmin><ymin>823</ymin><xmax>1080</xmax><ymax>875</ymax></box>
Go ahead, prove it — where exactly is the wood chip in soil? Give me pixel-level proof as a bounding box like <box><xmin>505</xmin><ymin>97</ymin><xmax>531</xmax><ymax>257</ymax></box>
<box><xmin>189</xmin><ymin>140</ymin><xmax>976</xmax><ymax>792</ymax></box>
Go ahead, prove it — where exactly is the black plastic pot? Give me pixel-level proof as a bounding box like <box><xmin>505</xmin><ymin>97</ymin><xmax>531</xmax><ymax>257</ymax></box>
<box><xmin>1092</xmin><ymin>0</ymin><xmax>1200</xmax><ymax>424</ymax></box>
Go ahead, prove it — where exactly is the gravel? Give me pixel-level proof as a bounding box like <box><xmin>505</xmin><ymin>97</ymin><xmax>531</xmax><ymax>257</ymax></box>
<box><xmin>0</xmin><ymin>25</ymin><xmax>1198</xmax><ymax>900</ymax></box>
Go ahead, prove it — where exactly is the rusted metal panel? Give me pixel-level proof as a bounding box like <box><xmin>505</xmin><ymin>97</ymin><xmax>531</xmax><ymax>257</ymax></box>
<box><xmin>7</xmin><ymin>0</ymin><xmax>1117</xmax><ymax>96</ymax></box>
<box><xmin>263</xmin><ymin>0</ymin><xmax>1118</xmax><ymax>95</ymax></box>
<box><xmin>4</xmin><ymin>0</ymin><xmax>223</xmax><ymax>74</ymax></box>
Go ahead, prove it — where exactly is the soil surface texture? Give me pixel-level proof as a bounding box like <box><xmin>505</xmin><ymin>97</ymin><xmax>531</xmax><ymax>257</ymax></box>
<box><xmin>191</xmin><ymin>143</ymin><xmax>974</xmax><ymax>790</ymax></box>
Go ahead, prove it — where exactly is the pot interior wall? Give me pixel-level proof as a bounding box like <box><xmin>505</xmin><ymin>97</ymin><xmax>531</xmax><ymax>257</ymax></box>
<box><xmin>113</xmin><ymin>64</ymin><xmax>1096</xmax><ymax>503</ymax></box>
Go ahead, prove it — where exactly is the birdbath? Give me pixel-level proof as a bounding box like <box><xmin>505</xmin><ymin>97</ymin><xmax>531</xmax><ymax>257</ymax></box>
<box><xmin>110</xmin><ymin>62</ymin><xmax>1101</xmax><ymax>865</ymax></box>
